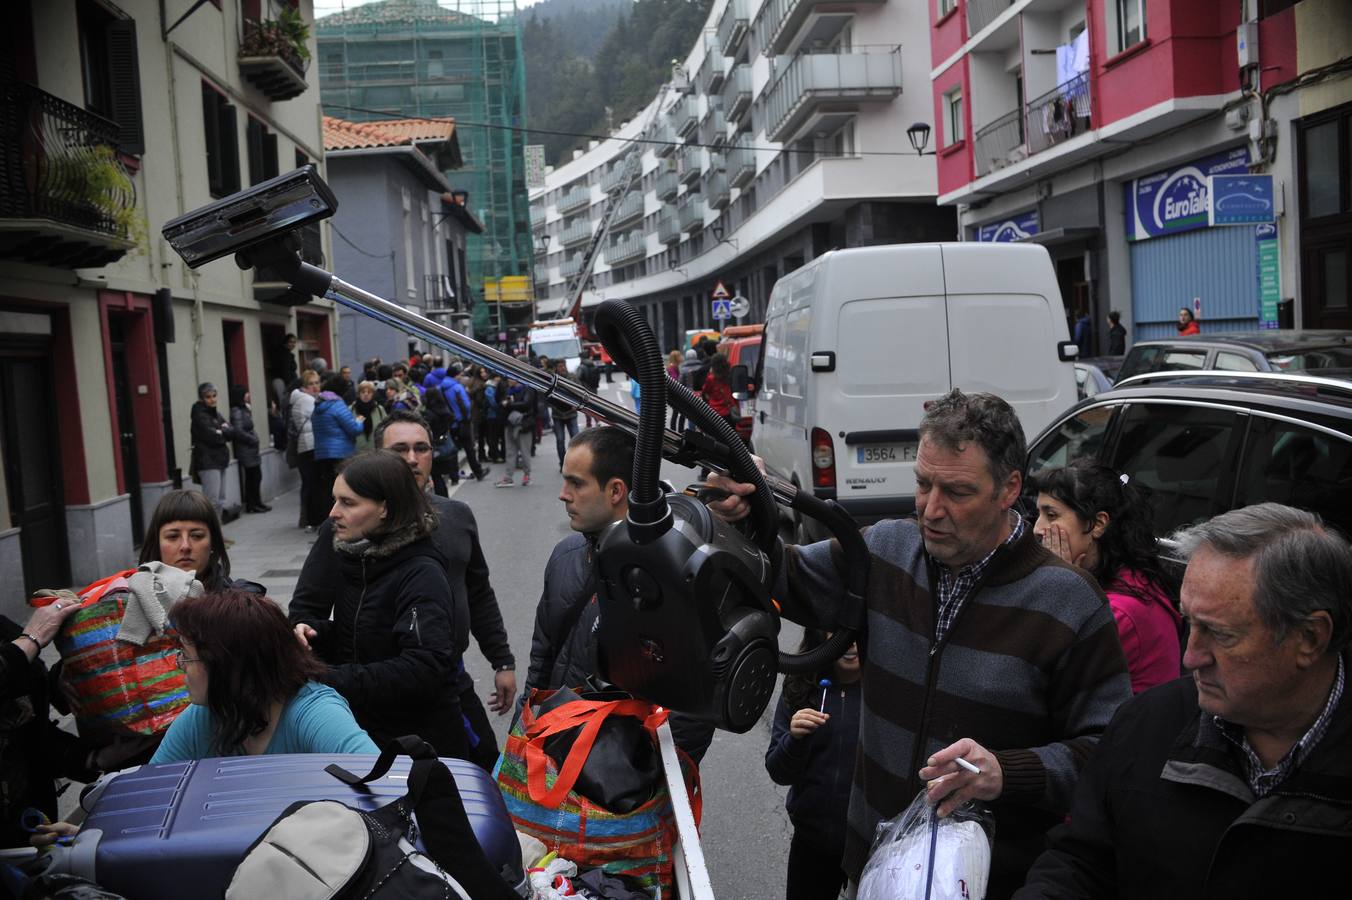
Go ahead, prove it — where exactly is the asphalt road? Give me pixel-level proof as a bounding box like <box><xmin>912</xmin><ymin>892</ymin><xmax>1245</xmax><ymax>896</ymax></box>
<box><xmin>454</xmin><ymin>376</ymin><xmax>799</xmax><ymax>899</ymax></box>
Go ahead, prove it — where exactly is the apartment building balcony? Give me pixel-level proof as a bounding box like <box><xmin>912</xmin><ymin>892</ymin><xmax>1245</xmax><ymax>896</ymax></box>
<box><xmin>973</xmin><ymin>108</ymin><xmax>1024</xmax><ymax>177</ymax></box>
<box><xmin>534</xmin><ymin>264</ymin><xmax>551</xmax><ymax>285</ymax></box>
<box><xmin>1025</xmin><ymin>73</ymin><xmax>1092</xmax><ymax>155</ymax></box>
<box><xmin>557</xmin><ymin>185</ymin><xmax>591</xmax><ymax>215</ymax></box>
<box><xmin>0</xmin><ymin>82</ymin><xmax>136</xmax><ymax>268</ymax></box>
<box><xmin>727</xmin><ymin>139</ymin><xmax>756</xmax><ymax>189</ymax></box>
<box><xmin>764</xmin><ymin>47</ymin><xmax>902</xmax><ymax>145</ymax></box>
<box><xmin>756</xmin><ymin>0</ymin><xmax>885</xmax><ymax>58</ymax></box>
<box><xmin>706</xmin><ymin>170</ymin><xmax>731</xmax><ymax>211</ymax></box>
<box><xmin>530</xmin><ymin>207</ymin><xmax>546</xmax><ymax>231</ymax></box>
<box><xmin>600</xmin><ymin>156</ymin><xmax>635</xmax><ymax>193</ymax></box>
<box><xmin>423</xmin><ymin>273</ymin><xmax>472</xmax><ymax>314</ymax></box>
<box><xmin>723</xmin><ymin>64</ymin><xmax>753</xmax><ymax>124</ymax></box>
<box><xmin>610</xmin><ymin>191</ymin><xmax>645</xmax><ymax>227</ymax></box>
<box><xmin>559</xmin><ymin>219</ymin><xmax>593</xmax><ymax>248</ymax></box>
<box><xmin>238</xmin><ymin>18</ymin><xmax>309</xmax><ymax>102</ymax></box>
<box><xmin>652</xmin><ymin>122</ymin><xmax>678</xmax><ymax>158</ymax></box>
<box><xmin>560</xmin><ymin>255</ymin><xmax>583</xmax><ymax>279</ymax></box>
<box><xmin>677</xmin><ymin>145</ymin><xmax>703</xmax><ymax>186</ymax></box>
<box><xmin>699</xmin><ymin>102</ymin><xmax>727</xmax><ymax>147</ymax></box>
<box><xmin>606</xmin><ymin>232</ymin><xmax>646</xmax><ymax>266</ymax></box>
<box><xmin>677</xmin><ymin>194</ymin><xmax>705</xmax><ymax>233</ymax></box>
<box><xmin>699</xmin><ymin>46</ymin><xmax>727</xmax><ymax>94</ymax></box>
<box><xmin>670</xmin><ymin>96</ymin><xmax>700</xmax><ymax>140</ymax></box>
<box><xmin>655</xmin><ymin>169</ymin><xmax>680</xmax><ymax>201</ymax></box>
<box><xmin>716</xmin><ymin>0</ymin><xmax>750</xmax><ymax>61</ymax></box>
<box><xmin>658</xmin><ymin>212</ymin><xmax>681</xmax><ymax>245</ymax></box>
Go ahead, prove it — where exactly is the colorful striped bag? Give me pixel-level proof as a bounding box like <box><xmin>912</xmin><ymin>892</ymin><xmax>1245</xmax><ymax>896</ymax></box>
<box><xmin>44</xmin><ymin>570</ymin><xmax>191</xmax><ymax>740</ymax></box>
<box><xmin>496</xmin><ymin>689</ymin><xmax>701</xmax><ymax>896</ymax></box>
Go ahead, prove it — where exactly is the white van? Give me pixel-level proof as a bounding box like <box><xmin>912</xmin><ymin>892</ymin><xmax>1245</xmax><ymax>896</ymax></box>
<box><xmin>747</xmin><ymin>243</ymin><xmax>1079</xmax><ymax>540</ymax></box>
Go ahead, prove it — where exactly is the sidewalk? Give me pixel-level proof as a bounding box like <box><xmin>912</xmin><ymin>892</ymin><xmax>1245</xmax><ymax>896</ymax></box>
<box><xmin>221</xmin><ymin>486</ymin><xmax>317</xmax><ymax>610</ymax></box>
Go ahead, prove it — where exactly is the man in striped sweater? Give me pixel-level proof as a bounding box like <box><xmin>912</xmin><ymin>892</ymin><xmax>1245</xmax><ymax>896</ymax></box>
<box><xmin>710</xmin><ymin>389</ymin><xmax>1132</xmax><ymax>897</ymax></box>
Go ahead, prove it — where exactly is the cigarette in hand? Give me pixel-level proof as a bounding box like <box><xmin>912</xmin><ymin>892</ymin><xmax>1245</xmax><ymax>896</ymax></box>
<box><xmin>955</xmin><ymin>756</ymin><xmax>981</xmax><ymax>775</ymax></box>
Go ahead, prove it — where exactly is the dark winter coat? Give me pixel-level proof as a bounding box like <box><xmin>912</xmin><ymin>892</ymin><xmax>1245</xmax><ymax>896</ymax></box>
<box><xmin>1015</xmin><ymin>668</ymin><xmax>1352</xmax><ymax>900</ymax></box>
<box><xmin>578</xmin><ymin>359</ymin><xmax>601</xmax><ymax>391</ymax></box>
<box><xmin>229</xmin><ymin>404</ymin><xmax>261</xmax><ymax>469</ymax></box>
<box><xmin>189</xmin><ymin>400</ymin><xmax>234</xmax><ymax>472</ymax></box>
<box><xmin>1107</xmin><ymin>322</ymin><xmax>1127</xmax><ymax>355</ymax></box>
<box><xmin>525</xmin><ymin>531</ymin><xmax>714</xmax><ymax>763</ymax></box>
<box><xmin>504</xmin><ymin>384</ymin><xmax>537</xmax><ymax>430</ymax></box>
<box><xmin>292</xmin><ymin>493</ymin><xmax>514</xmax><ymax>680</ymax></box>
<box><xmin>765</xmin><ymin>678</ymin><xmax>861</xmax><ymax>849</ymax></box>
<box><xmin>288</xmin><ymin>519</ymin><xmax>466</xmax><ymax>758</ymax></box>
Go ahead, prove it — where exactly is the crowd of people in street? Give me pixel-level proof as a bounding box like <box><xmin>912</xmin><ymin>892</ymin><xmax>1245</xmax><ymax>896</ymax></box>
<box><xmin>3</xmin><ymin>331</ymin><xmax>1349</xmax><ymax>900</ymax></box>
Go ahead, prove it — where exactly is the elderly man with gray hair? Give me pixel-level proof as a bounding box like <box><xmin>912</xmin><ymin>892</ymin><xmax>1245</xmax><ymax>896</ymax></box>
<box><xmin>1017</xmin><ymin>502</ymin><xmax>1352</xmax><ymax>899</ymax></box>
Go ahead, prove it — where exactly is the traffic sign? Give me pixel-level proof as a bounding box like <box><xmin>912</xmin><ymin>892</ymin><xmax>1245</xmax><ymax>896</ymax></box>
<box><xmin>711</xmin><ymin>280</ymin><xmax>731</xmax><ymax>300</ymax></box>
<box><xmin>729</xmin><ymin>293</ymin><xmax>750</xmax><ymax>319</ymax></box>
<box><xmin>712</xmin><ymin>299</ymin><xmax>732</xmax><ymax>320</ymax></box>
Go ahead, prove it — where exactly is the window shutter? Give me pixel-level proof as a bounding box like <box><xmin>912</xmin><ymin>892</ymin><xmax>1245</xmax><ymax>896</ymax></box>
<box><xmin>263</xmin><ymin>131</ymin><xmax>279</xmax><ymax>180</ymax></box>
<box><xmin>202</xmin><ymin>82</ymin><xmax>222</xmax><ymax>195</ymax></box>
<box><xmin>247</xmin><ymin>117</ymin><xmax>265</xmax><ymax>185</ymax></box>
<box><xmin>106</xmin><ymin>18</ymin><xmax>144</xmax><ymax>155</ymax></box>
<box><xmin>219</xmin><ymin>101</ymin><xmax>240</xmax><ymax>195</ymax></box>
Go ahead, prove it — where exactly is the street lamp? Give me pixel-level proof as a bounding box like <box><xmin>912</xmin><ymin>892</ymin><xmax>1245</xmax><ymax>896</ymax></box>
<box><xmin>709</xmin><ymin>221</ymin><xmax>738</xmax><ymax>250</ymax></box>
<box><xmin>906</xmin><ymin>121</ymin><xmax>936</xmax><ymax>156</ymax></box>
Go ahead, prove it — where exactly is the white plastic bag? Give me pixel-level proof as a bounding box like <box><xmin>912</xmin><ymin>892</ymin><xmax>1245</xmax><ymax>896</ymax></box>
<box><xmin>857</xmin><ymin>790</ymin><xmax>993</xmax><ymax>900</ymax></box>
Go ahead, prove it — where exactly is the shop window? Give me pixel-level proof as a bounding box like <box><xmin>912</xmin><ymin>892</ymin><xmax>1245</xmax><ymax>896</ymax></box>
<box><xmin>77</xmin><ymin>0</ymin><xmax>144</xmax><ymax>154</ymax></box>
<box><xmin>246</xmin><ymin>115</ymin><xmax>279</xmax><ymax>186</ymax></box>
<box><xmin>202</xmin><ymin>81</ymin><xmax>240</xmax><ymax>198</ymax></box>
<box><xmin>1304</xmin><ymin>120</ymin><xmax>1343</xmax><ymax>218</ymax></box>
<box><xmin>943</xmin><ymin>88</ymin><xmax>964</xmax><ymax>146</ymax></box>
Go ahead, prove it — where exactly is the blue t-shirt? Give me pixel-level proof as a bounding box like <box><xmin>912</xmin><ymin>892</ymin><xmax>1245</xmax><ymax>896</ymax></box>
<box><xmin>150</xmin><ymin>681</ymin><xmax>379</xmax><ymax>763</ymax></box>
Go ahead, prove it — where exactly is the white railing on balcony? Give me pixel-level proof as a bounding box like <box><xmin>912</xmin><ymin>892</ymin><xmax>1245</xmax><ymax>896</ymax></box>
<box><xmin>655</xmin><ymin>169</ymin><xmax>679</xmax><ymax>201</ymax></box>
<box><xmin>658</xmin><ymin>212</ymin><xmax>681</xmax><ymax>244</ymax></box>
<box><xmin>756</xmin><ymin>0</ymin><xmax>886</xmax><ymax>57</ymax></box>
<box><xmin>967</xmin><ymin>0</ymin><xmax>1017</xmax><ymax>38</ymax></box>
<box><xmin>764</xmin><ymin>47</ymin><xmax>903</xmax><ymax>144</ymax></box>
<box><xmin>600</xmin><ymin>157</ymin><xmax>635</xmax><ymax>193</ymax></box>
<box><xmin>534</xmin><ymin>264</ymin><xmax>551</xmax><ymax>284</ymax></box>
<box><xmin>973</xmin><ymin>108</ymin><xmax>1024</xmax><ymax>177</ymax></box>
<box><xmin>706</xmin><ymin>171</ymin><xmax>731</xmax><ymax>210</ymax></box>
<box><xmin>559</xmin><ymin>219</ymin><xmax>593</xmax><ymax>247</ymax></box>
<box><xmin>723</xmin><ymin>64</ymin><xmax>753</xmax><ymax>123</ymax></box>
<box><xmin>530</xmin><ymin>207</ymin><xmax>546</xmax><ymax>230</ymax></box>
<box><xmin>606</xmin><ymin>232</ymin><xmax>646</xmax><ymax>266</ymax></box>
<box><xmin>677</xmin><ymin>145</ymin><xmax>703</xmax><ymax>185</ymax></box>
<box><xmin>727</xmin><ymin>138</ymin><xmax>756</xmax><ymax>188</ymax></box>
<box><xmin>699</xmin><ymin>46</ymin><xmax>727</xmax><ymax>94</ymax></box>
<box><xmin>652</xmin><ymin>121</ymin><xmax>677</xmax><ymax>157</ymax></box>
<box><xmin>560</xmin><ymin>255</ymin><xmax>583</xmax><ymax>278</ymax></box>
<box><xmin>700</xmin><ymin>102</ymin><xmax>727</xmax><ymax>147</ymax></box>
<box><xmin>716</xmin><ymin>0</ymin><xmax>750</xmax><ymax>59</ymax></box>
<box><xmin>670</xmin><ymin>95</ymin><xmax>699</xmax><ymax>138</ymax></box>
<box><xmin>611</xmin><ymin>191</ymin><xmax>645</xmax><ymax>225</ymax></box>
<box><xmin>557</xmin><ymin>185</ymin><xmax>590</xmax><ymax>215</ymax></box>
<box><xmin>1025</xmin><ymin>73</ymin><xmax>1092</xmax><ymax>156</ymax></box>
<box><xmin>677</xmin><ymin>194</ymin><xmax>705</xmax><ymax>233</ymax></box>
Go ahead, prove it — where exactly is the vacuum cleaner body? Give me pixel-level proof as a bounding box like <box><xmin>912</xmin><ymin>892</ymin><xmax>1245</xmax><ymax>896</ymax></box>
<box><xmin>596</xmin><ymin>494</ymin><xmax>779</xmax><ymax>733</ymax></box>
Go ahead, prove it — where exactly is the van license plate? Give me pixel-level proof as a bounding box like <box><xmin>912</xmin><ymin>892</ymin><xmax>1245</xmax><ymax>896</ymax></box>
<box><xmin>857</xmin><ymin>444</ymin><xmax>917</xmax><ymax>464</ymax></box>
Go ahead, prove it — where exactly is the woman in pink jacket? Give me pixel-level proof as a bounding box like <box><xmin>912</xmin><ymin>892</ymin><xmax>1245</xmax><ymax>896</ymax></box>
<box><xmin>1032</xmin><ymin>460</ymin><xmax>1182</xmax><ymax>694</ymax></box>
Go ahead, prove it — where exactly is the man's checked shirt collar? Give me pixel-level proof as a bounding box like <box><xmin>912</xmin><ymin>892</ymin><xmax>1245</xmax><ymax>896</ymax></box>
<box><xmin>931</xmin><ymin>510</ymin><xmax>1025</xmax><ymax>647</ymax></box>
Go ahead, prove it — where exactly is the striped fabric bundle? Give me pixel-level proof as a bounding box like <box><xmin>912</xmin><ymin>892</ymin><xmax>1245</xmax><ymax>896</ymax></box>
<box><xmin>496</xmin><ymin>690</ymin><xmax>700</xmax><ymax>895</ymax></box>
<box><xmin>54</xmin><ymin>571</ymin><xmax>190</xmax><ymax>740</ymax></box>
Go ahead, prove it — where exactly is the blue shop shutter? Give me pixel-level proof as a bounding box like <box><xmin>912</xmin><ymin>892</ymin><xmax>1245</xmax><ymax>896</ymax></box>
<box><xmin>1130</xmin><ymin>226</ymin><xmax>1260</xmax><ymax>341</ymax></box>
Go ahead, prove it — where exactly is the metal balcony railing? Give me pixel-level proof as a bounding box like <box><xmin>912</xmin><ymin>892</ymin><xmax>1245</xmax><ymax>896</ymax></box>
<box><xmin>700</xmin><ymin>103</ymin><xmax>727</xmax><ymax>147</ymax></box>
<box><xmin>530</xmin><ymin>206</ymin><xmax>546</xmax><ymax>230</ymax></box>
<box><xmin>677</xmin><ymin>194</ymin><xmax>705</xmax><ymax>233</ymax></box>
<box><xmin>610</xmin><ymin>191</ymin><xmax>645</xmax><ymax>226</ymax></box>
<box><xmin>560</xmin><ymin>255</ymin><xmax>583</xmax><ymax>278</ymax></box>
<box><xmin>424</xmin><ymin>273</ymin><xmax>474</xmax><ymax>314</ymax></box>
<box><xmin>677</xmin><ymin>145</ymin><xmax>703</xmax><ymax>185</ymax></box>
<box><xmin>658</xmin><ymin>212</ymin><xmax>681</xmax><ymax>245</ymax></box>
<box><xmin>973</xmin><ymin>108</ymin><xmax>1025</xmax><ymax>177</ymax></box>
<box><xmin>0</xmin><ymin>81</ymin><xmax>136</xmax><ymax>268</ymax></box>
<box><xmin>1025</xmin><ymin>73</ymin><xmax>1092</xmax><ymax>156</ymax></box>
<box><xmin>606</xmin><ymin>232</ymin><xmax>646</xmax><ymax>266</ymax></box>
<box><xmin>557</xmin><ymin>185</ymin><xmax>590</xmax><ymax>215</ymax></box>
<box><xmin>652</xmin><ymin>122</ymin><xmax>678</xmax><ymax>158</ymax></box>
<box><xmin>534</xmin><ymin>264</ymin><xmax>551</xmax><ymax>285</ymax></box>
<box><xmin>656</xmin><ymin>169</ymin><xmax>680</xmax><ymax>201</ymax></box>
<box><xmin>670</xmin><ymin>95</ymin><xmax>700</xmax><ymax>139</ymax></box>
<box><xmin>723</xmin><ymin>64</ymin><xmax>754</xmax><ymax>123</ymax></box>
<box><xmin>727</xmin><ymin>139</ymin><xmax>756</xmax><ymax>189</ymax></box>
<box><xmin>559</xmin><ymin>218</ymin><xmax>593</xmax><ymax>247</ymax></box>
<box><xmin>706</xmin><ymin>170</ymin><xmax>731</xmax><ymax>210</ymax></box>
<box><xmin>764</xmin><ymin>47</ymin><xmax>903</xmax><ymax>144</ymax></box>
<box><xmin>716</xmin><ymin>0</ymin><xmax>750</xmax><ymax>60</ymax></box>
<box><xmin>699</xmin><ymin>47</ymin><xmax>727</xmax><ymax>94</ymax></box>
<box><xmin>756</xmin><ymin>0</ymin><xmax>885</xmax><ymax>57</ymax></box>
<box><xmin>967</xmin><ymin>0</ymin><xmax>1017</xmax><ymax>37</ymax></box>
<box><xmin>600</xmin><ymin>156</ymin><xmax>635</xmax><ymax>193</ymax></box>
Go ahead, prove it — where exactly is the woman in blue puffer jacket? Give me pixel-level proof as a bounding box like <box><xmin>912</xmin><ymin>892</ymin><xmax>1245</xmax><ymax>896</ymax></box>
<box><xmin>310</xmin><ymin>373</ymin><xmax>365</xmax><ymax>526</ymax></box>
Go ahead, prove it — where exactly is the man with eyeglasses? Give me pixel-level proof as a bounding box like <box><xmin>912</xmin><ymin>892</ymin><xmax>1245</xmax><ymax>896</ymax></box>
<box><xmin>289</xmin><ymin>409</ymin><xmax>517</xmax><ymax>770</ymax></box>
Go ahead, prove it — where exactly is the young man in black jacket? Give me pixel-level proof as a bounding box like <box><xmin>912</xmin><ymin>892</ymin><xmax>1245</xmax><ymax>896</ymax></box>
<box><xmin>289</xmin><ymin>411</ymin><xmax>516</xmax><ymax>771</ymax></box>
<box><xmin>525</xmin><ymin>426</ymin><xmax>714</xmax><ymax>763</ymax></box>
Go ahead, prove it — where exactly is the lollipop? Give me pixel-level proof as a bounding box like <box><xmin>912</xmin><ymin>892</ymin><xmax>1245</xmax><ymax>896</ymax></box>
<box><xmin>818</xmin><ymin>678</ymin><xmax>832</xmax><ymax>713</ymax></box>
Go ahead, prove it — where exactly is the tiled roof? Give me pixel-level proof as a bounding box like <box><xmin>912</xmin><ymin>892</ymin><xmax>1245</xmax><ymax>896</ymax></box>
<box><xmin>316</xmin><ymin>0</ymin><xmax>479</xmax><ymax>30</ymax></box>
<box><xmin>323</xmin><ymin>115</ymin><xmax>456</xmax><ymax>151</ymax></box>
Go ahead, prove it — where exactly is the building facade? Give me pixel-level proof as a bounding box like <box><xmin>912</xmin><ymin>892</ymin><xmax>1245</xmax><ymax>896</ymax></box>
<box><xmin>0</xmin><ymin>0</ymin><xmax>334</xmax><ymax>618</ymax></box>
<box><xmin>529</xmin><ymin>0</ymin><xmax>954</xmax><ymax>350</ymax></box>
<box><xmin>324</xmin><ymin>115</ymin><xmax>482</xmax><ymax>367</ymax></box>
<box><xmin>929</xmin><ymin>0</ymin><xmax>1352</xmax><ymax>348</ymax></box>
<box><xmin>316</xmin><ymin>0</ymin><xmax>533</xmax><ymax>343</ymax></box>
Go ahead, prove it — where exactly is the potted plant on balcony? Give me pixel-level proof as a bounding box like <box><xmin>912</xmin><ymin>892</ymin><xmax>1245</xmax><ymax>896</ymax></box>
<box><xmin>240</xmin><ymin>7</ymin><xmax>311</xmax><ymax>77</ymax></box>
<box><xmin>41</xmin><ymin>145</ymin><xmax>144</xmax><ymax>249</ymax></box>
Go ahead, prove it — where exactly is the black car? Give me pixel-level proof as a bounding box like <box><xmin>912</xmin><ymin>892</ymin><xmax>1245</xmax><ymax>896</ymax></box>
<box><xmin>1025</xmin><ymin>371</ymin><xmax>1352</xmax><ymax>539</ymax></box>
<box><xmin>1116</xmin><ymin>329</ymin><xmax>1352</xmax><ymax>381</ymax></box>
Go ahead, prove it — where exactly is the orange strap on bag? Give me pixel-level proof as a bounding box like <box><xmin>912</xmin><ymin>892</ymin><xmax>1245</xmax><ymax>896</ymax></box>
<box><xmin>522</xmin><ymin>698</ymin><xmax>669</xmax><ymax>809</ymax></box>
<box><xmin>29</xmin><ymin>569</ymin><xmax>136</xmax><ymax>609</ymax></box>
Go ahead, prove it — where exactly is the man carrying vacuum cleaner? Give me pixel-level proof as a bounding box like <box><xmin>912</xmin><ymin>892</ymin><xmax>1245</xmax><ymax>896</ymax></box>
<box><xmin>706</xmin><ymin>389</ymin><xmax>1132</xmax><ymax>898</ymax></box>
<box><xmin>525</xmin><ymin>425</ymin><xmax>715</xmax><ymax>764</ymax></box>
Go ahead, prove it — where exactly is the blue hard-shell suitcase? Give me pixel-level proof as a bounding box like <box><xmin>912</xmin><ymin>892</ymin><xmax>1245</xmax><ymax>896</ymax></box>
<box><xmin>41</xmin><ymin>754</ymin><xmax>527</xmax><ymax>898</ymax></box>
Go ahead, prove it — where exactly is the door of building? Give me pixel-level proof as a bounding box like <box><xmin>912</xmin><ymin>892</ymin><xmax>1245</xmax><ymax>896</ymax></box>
<box><xmin>108</xmin><ymin>315</ymin><xmax>144</xmax><ymax>543</ymax></box>
<box><xmin>0</xmin><ymin>339</ymin><xmax>70</xmax><ymax>594</ymax></box>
